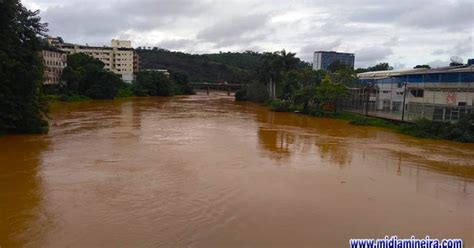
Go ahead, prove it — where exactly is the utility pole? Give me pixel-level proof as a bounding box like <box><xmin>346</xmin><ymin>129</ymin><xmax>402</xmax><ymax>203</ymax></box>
<box><xmin>364</xmin><ymin>86</ymin><xmax>369</xmax><ymax>116</ymax></box>
<box><xmin>401</xmin><ymin>82</ymin><xmax>407</xmax><ymax>122</ymax></box>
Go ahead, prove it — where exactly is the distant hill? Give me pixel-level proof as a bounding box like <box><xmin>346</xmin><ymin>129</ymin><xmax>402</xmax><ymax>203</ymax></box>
<box><xmin>137</xmin><ymin>48</ymin><xmax>253</xmax><ymax>83</ymax></box>
<box><xmin>137</xmin><ymin>48</ymin><xmax>310</xmax><ymax>83</ymax></box>
<box><xmin>203</xmin><ymin>51</ymin><xmax>263</xmax><ymax>71</ymax></box>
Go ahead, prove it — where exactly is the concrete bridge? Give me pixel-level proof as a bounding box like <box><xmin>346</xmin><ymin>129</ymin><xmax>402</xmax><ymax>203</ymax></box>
<box><xmin>190</xmin><ymin>82</ymin><xmax>243</xmax><ymax>96</ymax></box>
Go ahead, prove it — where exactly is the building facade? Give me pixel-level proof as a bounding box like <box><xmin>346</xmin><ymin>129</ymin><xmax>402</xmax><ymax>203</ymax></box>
<box><xmin>51</xmin><ymin>39</ymin><xmax>137</xmax><ymax>83</ymax></box>
<box><xmin>133</xmin><ymin>51</ymin><xmax>140</xmax><ymax>73</ymax></box>
<box><xmin>344</xmin><ymin>65</ymin><xmax>474</xmax><ymax>122</ymax></box>
<box><xmin>41</xmin><ymin>49</ymin><xmax>67</xmax><ymax>85</ymax></box>
<box><xmin>313</xmin><ymin>51</ymin><xmax>355</xmax><ymax>71</ymax></box>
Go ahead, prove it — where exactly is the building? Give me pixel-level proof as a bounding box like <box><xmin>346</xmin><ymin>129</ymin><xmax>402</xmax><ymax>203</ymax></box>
<box><xmin>346</xmin><ymin>65</ymin><xmax>474</xmax><ymax>122</ymax></box>
<box><xmin>313</xmin><ymin>51</ymin><xmax>355</xmax><ymax>71</ymax></box>
<box><xmin>133</xmin><ymin>51</ymin><xmax>140</xmax><ymax>73</ymax></box>
<box><xmin>50</xmin><ymin>38</ymin><xmax>137</xmax><ymax>83</ymax></box>
<box><xmin>41</xmin><ymin>49</ymin><xmax>67</xmax><ymax>85</ymax></box>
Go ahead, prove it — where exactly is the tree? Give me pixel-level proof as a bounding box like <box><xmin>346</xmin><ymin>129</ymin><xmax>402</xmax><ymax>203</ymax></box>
<box><xmin>355</xmin><ymin>62</ymin><xmax>393</xmax><ymax>73</ymax></box>
<box><xmin>315</xmin><ymin>76</ymin><xmax>349</xmax><ymax>112</ymax></box>
<box><xmin>0</xmin><ymin>0</ymin><xmax>49</xmax><ymax>134</ymax></box>
<box><xmin>133</xmin><ymin>71</ymin><xmax>175</xmax><ymax>96</ymax></box>
<box><xmin>170</xmin><ymin>70</ymin><xmax>193</xmax><ymax>94</ymax></box>
<box><xmin>414</xmin><ymin>65</ymin><xmax>431</xmax><ymax>69</ymax></box>
<box><xmin>327</xmin><ymin>60</ymin><xmax>352</xmax><ymax>73</ymax></box>
<box><xmin>61</xmin><ymin>53</ymin><xmax>122</xmax><ymax>99</ymax></box>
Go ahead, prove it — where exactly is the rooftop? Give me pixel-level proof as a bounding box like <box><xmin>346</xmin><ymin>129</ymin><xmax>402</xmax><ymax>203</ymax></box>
<box><xmin>358</xmin><ymin>65</ymin><xmax>474</xmax><ymax>79</ymax></box>
<box><xmin>314</xmin><ymin>51</ymin><xmax>354</xmax><ymax>55</ymax></box>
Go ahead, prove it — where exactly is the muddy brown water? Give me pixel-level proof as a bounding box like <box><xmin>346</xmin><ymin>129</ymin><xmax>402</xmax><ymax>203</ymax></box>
<box><xmin>1</xmin><ymin>92</ymin><xmax>473</xmax><ymax>247</ymax></box>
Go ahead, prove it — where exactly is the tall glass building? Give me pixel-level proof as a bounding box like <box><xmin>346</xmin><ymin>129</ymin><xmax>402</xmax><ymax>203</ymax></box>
<box><xmin>313</xmin><ymin>51</ymin><xmax>355</xmax><ymax>71</ymax></box>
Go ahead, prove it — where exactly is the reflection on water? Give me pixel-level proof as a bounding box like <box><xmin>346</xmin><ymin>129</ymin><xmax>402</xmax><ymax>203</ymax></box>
<box><xmin>1</xmin><ymin>92</ymin><xmax>473</xmax><ymax>247</ymax></box>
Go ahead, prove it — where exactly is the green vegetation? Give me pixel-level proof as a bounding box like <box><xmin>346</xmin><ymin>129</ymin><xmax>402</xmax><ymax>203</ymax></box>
<box><xmin>267</xmin><ymin>99</ymin><xmax>293</xmax><ymax>112</ymax></box>
<box><xmin>237</xmin><ymin>50</ymin><xmax>350</xmax><ymax>114</ymax></box>
<box><xmin>232</xmin><ymin>50</ymin><xmax>473</xmax><ymax>143</ymax></box>
<box><xmin>355</xmin><ymin>62</ymin><xmax>393</xmax><ymax>73</ymax></box>
<box><xmin>0</xmin><ymin>0</ymin><xmax>49</xmax><ymax>134</ymax></box>
<box><xmin>398</xmin><ymin>116</ymin><xmax>474</xmax><ymax>143</ymax></box>
<box><xmin>45</xmin><ymin>94</ymin><xmax>90</xmax><ymax>102</ymax></box>
<box><xmin>61</xmin><ymin>53</ymin><xmax>123</xmax><ymax>99</ymax></box>
<box><xmin>137</xmin><ymin>48</ymin><xmax>250</xmax><ymax>83</ymax></box>
<box><xmin>136</xmin><ymin>48</ymin><xmax>309</xmax><ymax>84</ymax></box>
<box><xmin>133</xmin><ymin>71</ymin><xmax>175</xmax><ymax>96</ymax></box>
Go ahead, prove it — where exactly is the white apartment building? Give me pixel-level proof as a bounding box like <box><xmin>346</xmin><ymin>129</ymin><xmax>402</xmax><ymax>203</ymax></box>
<box><xmin>41</xmin><ymin>49</ymin><xmax>67</xmax><ymax>85</ymax></box>
<box><xmin>51</xmin><ymin>39</ymin><xmax>138</xmax><ymax>83</ymax></box>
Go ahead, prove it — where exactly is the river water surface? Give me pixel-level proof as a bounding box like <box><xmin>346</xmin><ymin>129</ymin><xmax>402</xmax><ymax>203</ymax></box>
<box><xmin>1</xmin><ymin>92</ymin><xmax>474</xmax><ymax>247</ymax></box>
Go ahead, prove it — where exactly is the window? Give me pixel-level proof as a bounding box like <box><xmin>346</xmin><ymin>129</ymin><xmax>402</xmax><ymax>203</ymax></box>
<box><xmin>458</xmin><ymin>102</ymin><xmax>467</xmax><ymax>106</ymax></box>
<box><xmin>410</xmin><ymin>89</ymin><xmax>424</xmax><ymax>98</ymax></box>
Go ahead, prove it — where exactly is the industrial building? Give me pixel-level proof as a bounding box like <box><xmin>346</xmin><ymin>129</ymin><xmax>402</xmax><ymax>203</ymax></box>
<box><xmin>49</xmin><ymin>38</ymin><xmax>139</xmax><ymax>83</ymax></box>
<box><xmin>344</xmin><ymin>64</ymin><xmax>474</xmax><ymax>122</ymax></box>
<box><xmin>313</xmin><ymin>51</ymin><xmax>355</xmax><ymax>71</ymax></box>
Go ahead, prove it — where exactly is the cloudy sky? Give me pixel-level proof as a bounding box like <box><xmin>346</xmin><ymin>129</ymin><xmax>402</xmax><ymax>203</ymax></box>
<box><xmin>24</xmin><ymin>0</ymin><xmax>473</xmax><ymax>68</ymax></box>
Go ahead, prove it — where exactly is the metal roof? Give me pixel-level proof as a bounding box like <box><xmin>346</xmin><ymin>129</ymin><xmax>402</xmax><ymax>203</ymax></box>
<box><xmin>357</xmin><ymin>65</ymin><xmax>474</xmax><ymax>79</ymax></box>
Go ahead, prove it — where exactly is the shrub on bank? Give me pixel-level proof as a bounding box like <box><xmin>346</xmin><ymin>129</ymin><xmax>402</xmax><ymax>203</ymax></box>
<box><xmin>268</xmin><ymin>99</ymin><xmax>293</xmax><ymax>112</ymax></box>
<box><xmin>398</xmin><ymin>115</ymin><xmax>474</xmax><ymax>143</ymax></box>
<box><xmin>349</xmin><ymin>113</ymin><xmax>474</xmax><ymax>143</ymax></box>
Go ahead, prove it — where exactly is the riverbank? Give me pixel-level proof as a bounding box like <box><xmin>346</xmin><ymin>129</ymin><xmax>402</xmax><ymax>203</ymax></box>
<box><xmin>263</xmin><ymin>99</ymin><xmax>474</xmax><ymax>143</ymax></box>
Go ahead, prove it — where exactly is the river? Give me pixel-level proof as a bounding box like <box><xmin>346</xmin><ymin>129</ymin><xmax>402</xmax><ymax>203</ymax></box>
<box><xmin>1</xmin><ymin>92</ymin><xmax>473</xmax><ymax>247</ymax></box>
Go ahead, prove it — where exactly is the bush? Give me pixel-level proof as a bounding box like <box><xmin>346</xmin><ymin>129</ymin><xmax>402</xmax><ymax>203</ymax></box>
<box><xmin>115</xmin><ymin>85</ymin><xmax>135</xmax><ymax>98</ymax></box>
<box><xmin>268</xmin><ymin>99</ymin><xmax>292</xmax><ymax>112</ymax></box>
<box><xmin>235</xmin><ymin>88</ymin><xmax>247</xmax><ymax>101</ymax></box>
<box><xmin>133</xmin><ymin>71</ymin><xmax>175</xmax><ymax>96</ymax></box>
<box><xmin>235</xmin><ymin>81</ymin><xmax>268</xmax><ymax>103</ymax></box>
<box><xmin>396</xmin><ymin>115</ymin><xmax>474</xmax><ymax>143</ymax></box>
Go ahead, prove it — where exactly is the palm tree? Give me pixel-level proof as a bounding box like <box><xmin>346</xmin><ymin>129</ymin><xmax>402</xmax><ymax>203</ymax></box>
<box><xmin>256</xmin><ymin>50</ymin><xmax>300</xmax><ymax>99</ymax></box>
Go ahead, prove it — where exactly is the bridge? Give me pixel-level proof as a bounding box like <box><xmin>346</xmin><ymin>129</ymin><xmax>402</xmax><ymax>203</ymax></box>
<box><xmin>190</xmin><ymin>82</ymin><xmax>243</xmax><ymax>96</ymax></box>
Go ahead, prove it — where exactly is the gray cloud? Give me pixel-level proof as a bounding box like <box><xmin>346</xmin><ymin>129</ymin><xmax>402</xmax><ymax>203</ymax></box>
<box><xmin>196</xmin><ymin>13</ymin><xmax>272</xmax><ymax>48</ymax></box>
<box><xmin>41</xmin><ymin>0</ymin><xmax>209</xmax><ymax>45</ymax></box>
<box><xmin>453</xmin><ymin>36</ymin><xmax>473</xmax><ymax>56</ymax></box>
<box><xmin>399</xmin><ymin>1</ymin><xmax>474</xmax><ymax>31</ymax></box>
<box><xmin>299</xmin><ymin>39</ymin><xmax>342</xmax><ymax>61</ymax></box>
<box><xmin>157</xmin><ymin>39</ymin><xmax>197</xmax><ymax>51</ymax></box>
<box><xmin>354</xmin><ymin>46</ymin><xmax>393</xmax><ymax>68</ymax></box>
<box><xmin>24</xmin><ymin>0</ymin><xmax>474</xmax><ymax>68</ymax></box>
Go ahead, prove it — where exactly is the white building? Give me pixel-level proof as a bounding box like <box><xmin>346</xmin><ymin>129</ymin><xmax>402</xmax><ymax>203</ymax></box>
<box><xmin>51</xmin><ymin>39</ymin><xmax>138</xmax><ymax>83</ymax></box>
<box><xmin>41</xmin><ymin>49</ymin><xmax>67</xmax><ymax>85</ymax></box>
<box><xmin>356</xmin><ymin>65</ymin><xmax>474</xmax><ymax>121</ymax></box>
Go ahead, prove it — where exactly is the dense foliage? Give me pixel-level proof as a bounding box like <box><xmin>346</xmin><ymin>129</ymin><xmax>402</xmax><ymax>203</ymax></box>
<box><xmin>61</xmin><ymin>53</ymin><xmax>123</xmax><ymax>99</ymax></box>
<box><xmin>400</xmin><ymin>115</ymin><xmax>474</xmax><ymax>142</ymax></box>
<box><xmin>0</xmin><ymin>0</ymin><xmax>49</xmax><ymax>134</ymax></box>
<box><xmin>133</xmin><ymin>71</ymin><xmax>175</xmax><ymax>96</ymax></box>
<box><xmin>132</xmin><ymin>70</ymin><xmax>193</xmax><ymax>97</ymax></box>
<box><xmin>236</xmin><ymin>50</ymin><xmax>350</xmax><ymax>114</ymax></box>
<box><xmin>355</xmin><ymin>62</ymin><xmax>393</xmax><ymax>73</ymax></box>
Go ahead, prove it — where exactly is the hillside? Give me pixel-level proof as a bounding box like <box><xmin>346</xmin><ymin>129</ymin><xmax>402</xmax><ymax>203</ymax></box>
<box><xmin>137</xmin><ymin>48</ymin><xmax>253</xmax><ymax>83</ymax></box>
<box><xmin>137</xmin><ymin>48</ymin><xmax>311</xmax><ymax>84</ymax></box>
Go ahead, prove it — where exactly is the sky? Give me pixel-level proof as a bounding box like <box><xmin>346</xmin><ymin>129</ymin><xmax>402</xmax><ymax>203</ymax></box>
<box><xmin>23</xmin><ymin>0</ymin><xmax>474</xmax><ymax>69</ymax></box>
